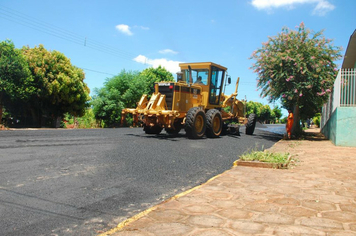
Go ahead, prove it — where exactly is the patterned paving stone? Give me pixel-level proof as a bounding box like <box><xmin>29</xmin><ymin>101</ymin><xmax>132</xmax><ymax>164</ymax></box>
<box><xmin>272</xmin><ymin>225</ymin><xmax>326</xmax><ymax>236</ymax></box>
<box><xmin>254</xmin><ymin>212</ymin><xmax>295</xmax><ymax>224</ymax></box>
<box><xmin>228</xmin><ymin>220</ymin><xmax>266</xmax><ymax>234</ymax></box>
<box><xmin>299</xmin><ymin>217</ymin><xmax>344</xmax><ymax>230</ymax></box>
<box><xmin>301</xmin><ymin>200</ymin><xmax>337</xmax><ymax>211</ymax></box>
<box><xmin>267</xmin><ymin>197</ymin><xmax>300</xmax><ymax>206</ymax></box>
<box><xmin>340</xmin><ymin>204</ymin><xmax>356</xmax><ymax>213</ymax></box>
<box><xmin>187</xmin><ymin>215</ymin><xmax>225</xmax><ymax>228</ymax></box>
<box><xmin>147</xmin><ymin>209</ymin><xmax>187</xmax><ymax>222</ymax></box>
<box><xmin>210</xmin><ymin>200</ymin><xmax>244</xmax><ymax>209</ymax></box>
<box><xmin>325</xmin><ymin>231</ymin><xmax>356</xmax><ymax>236</ymax></box>
<box><xmin>280</xmin><ymin>206</ymin><xmax>317</xmax><ymax>217</ymax></box>
<box><xmin>188</xmin><ymin>228</ymin><xmax>234</xmax><ymax>236</ymax></box>
<box><xmin>144</xmin><ymin>222</ymin><xmax>193</xmax><ymax>236</ymax></box>
<box><xmin>243</xmin><ymin>202</ymin><xmax>280</xmax><ymax>213</ymax></box>
<box><xmin>217</xmin><ymin>208</ymin><xmax>254</xmax><ymax>220</ymax></box>
<box><xmin>322</xmin><ymin>211</ymin><xmax>356</xmax><ymax>223</ymax></box>
<box><xmin>182</xmin><ymin>204</ymin><xmax>217</xmax><ymax>214</ymax></box>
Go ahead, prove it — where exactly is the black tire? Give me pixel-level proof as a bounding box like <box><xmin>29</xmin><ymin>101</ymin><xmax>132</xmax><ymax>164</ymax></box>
<box><xmin>185</xmin><ymin>107</ymin><xmax>206</xmax><ymax>139</ymax></box>
<box><xmin>143</xmin><ymin>125</ymin><xmax>162</xmax><ymax>134</ymax></box>
<box><xmin>206</xmin><ymin>109</ymin><xmax>222</xmax><ymax>138</ymax></box>
<box><xmin>245</xmin><ymin>113</ymin><xmax>257</xmax><ymax>135</ymax></box>
<box><xmin>165</xmin><ymin>121</ymin><xmax>182</xmax><ymax>134</ymax></box>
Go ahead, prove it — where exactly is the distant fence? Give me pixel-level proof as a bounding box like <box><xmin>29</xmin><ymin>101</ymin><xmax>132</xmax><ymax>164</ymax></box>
<box><xmin>321</xmin><ymin>68</ymin><xmax>356</xmax><ymax>129</ymax></box>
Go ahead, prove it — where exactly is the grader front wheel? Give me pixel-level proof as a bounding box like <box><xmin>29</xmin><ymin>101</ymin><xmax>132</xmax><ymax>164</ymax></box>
<box><xmin>185</xmin><ymin>107</ymin><xmax>206</xmax><ymax>139</ymax></box>
<box><xmin>165</xmin><ymin>120</ymin><xmax>183</xmax><ymax>135</ymax></box>
<box><xmin>245</xmin><ymin>113</ymin><xmax>257</xmax><ymax>135</ymax></box>
<box><xmin>144</xmin><ymin>125</ymin><xmax>163</xmax><ymax>134</ymax></box>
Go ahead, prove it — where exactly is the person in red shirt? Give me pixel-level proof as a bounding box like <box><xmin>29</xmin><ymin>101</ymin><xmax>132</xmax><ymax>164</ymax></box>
<box><xmin>286</xmin><ymin>109</ymin><xmax>294</xmax><ymax>139</ymax></box>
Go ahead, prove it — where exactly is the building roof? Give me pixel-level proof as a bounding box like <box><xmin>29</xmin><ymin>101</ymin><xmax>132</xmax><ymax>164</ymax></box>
<box><xmin>342</xmin><ymin>30</ymin><xmax>356</xmax><ymax>68</ymax></box>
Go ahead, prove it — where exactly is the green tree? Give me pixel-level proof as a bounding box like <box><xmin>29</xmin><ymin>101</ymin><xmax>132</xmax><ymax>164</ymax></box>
<box><xmin>260</xmin><ymin>104</ymin><xmax>274</xmax><ymax>123</ymax></box>
<box><xmin>22</xmin><ymin>45</ymin><xmax>90</xmax><ymax>127</ymax></box>
<box><xmin>92</xmin><ymin>67</ymin><xmax>174</xmax><ymax>127</ymax></box>
<box><xmin>0</xmin><ymin>40</ymin><xmax>34</xmax><ymax>124</ymax></box>
<box><xmin>273</xmin><ymin>106</ymin><xmax>282</xmax><ymax>122</ymax></box>
<box><xmin>250</xmin><ymin>22</ymin><xmax>342</xmax><ymax>135</ymax></box>
<box><xmin>140</xmin><ymin>65</ymin><xmax>174</xmax><ymax>84</ymax></box>
<box><xmin>140</xmin><ymin>66</ymin><xmax>174</xmax><ymax>94</ymax></box>
<box><xmin>245</xmin><ymin>101</ymin><xmax>262</xmax><ymax>118</ymax></box>
<box><xmin>92</xmin><ymin>70</ymin><xmax>145</xmax><ymax>127</ymax></box>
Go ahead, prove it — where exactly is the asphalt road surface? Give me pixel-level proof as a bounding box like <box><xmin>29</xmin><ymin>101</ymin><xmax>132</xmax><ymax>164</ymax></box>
<box><xmin>0</xmin><ymin>126</ymin><xmax>282</xmax><ymax>236</ymax></box>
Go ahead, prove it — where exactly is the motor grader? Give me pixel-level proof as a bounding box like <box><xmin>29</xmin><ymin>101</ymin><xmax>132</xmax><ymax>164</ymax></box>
<box><xmin>121</xmin><ymin>62</ymin><xmax>256</xmax><ymax>138</ymax></box>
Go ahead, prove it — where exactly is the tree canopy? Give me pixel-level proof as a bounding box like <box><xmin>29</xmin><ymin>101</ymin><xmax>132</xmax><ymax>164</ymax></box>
<box><xmin>250</xmin><ymin>23</ymin><xmax>342</xmax><ymax>134</ymax></box>
<box><xmin>1</xmin><ymin>41</ymin><xmax>90</xmax><ymax>127</ymax></box>
<box><xmin>92</xmin><ymin>67</ymin><xmax>174</xmax><ymax>127</ymax></box>
<box><xmin>22</xmin><ymin>45</ymin><xmax>90</xmax><ymax>120</ymax></box>
<box><xmin>0</xmin><ymin>40</ymin><xmax>33</xmax><ymax>124</ymax></box>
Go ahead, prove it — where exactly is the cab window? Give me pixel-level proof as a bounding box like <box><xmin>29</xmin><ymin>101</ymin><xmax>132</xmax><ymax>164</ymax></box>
<box><xmin>209</xmin><ymin>66</ymin><xmax>224</xmax><ymax>105</ymax></box>
<box><xmin>183</xmin><ymin>69</ymin><xmax>208</xmax><ymax>85</ymax></box>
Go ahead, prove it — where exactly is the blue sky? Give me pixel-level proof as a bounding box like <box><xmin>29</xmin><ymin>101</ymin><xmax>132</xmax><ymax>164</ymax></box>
<box><xmin>0</xmin><ymin>0</ymin><xmax>355</xmax><ymax>115</ymax></box>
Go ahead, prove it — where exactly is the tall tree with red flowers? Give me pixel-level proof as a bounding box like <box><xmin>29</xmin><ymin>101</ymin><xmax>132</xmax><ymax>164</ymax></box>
<box><xmin>250</xmin><ymin>22</ymin><xmax>342</xmax><ymax>135</ymax></box>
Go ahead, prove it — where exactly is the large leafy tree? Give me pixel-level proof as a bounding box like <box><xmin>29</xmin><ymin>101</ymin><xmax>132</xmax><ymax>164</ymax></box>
<box><xmin>250</xmin><ymin>23</ymin><xmax>342</xmax><ymax>135</ymax></box>
<box><xmin>22</xmin><ymin>45</ymin><xmax>90</xmax><ymax>126</ymax></box>
<box><xmin>92</xmin><ymin>67</ymin><xmax>173</xmax><ymax>127</ymax></box>
<box><xmin>140</xmin><ymin>65</ymin><xmax>174</xmax><ymax>94</ymax></box>
<box><xmin>0</xmin><ymin>40</ymin><xmax>34</xmax><ymax>124</ymax></box>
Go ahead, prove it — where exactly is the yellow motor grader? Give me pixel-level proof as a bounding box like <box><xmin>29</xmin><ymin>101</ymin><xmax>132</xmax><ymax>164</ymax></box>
<box><xmin>121</xmin><ymin>62</ymin><xmax>257</xmax><ymax>138</ymax></box>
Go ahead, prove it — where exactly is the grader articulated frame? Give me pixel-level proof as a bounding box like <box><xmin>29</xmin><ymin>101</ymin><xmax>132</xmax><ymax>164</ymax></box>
<box><xmin>121</xmin><ymin>62</ymin><xmax>256</xmax><ymax>138</ymax></box>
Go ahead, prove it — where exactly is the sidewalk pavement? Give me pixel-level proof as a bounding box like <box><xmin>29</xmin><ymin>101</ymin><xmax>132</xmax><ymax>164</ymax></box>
<box><xmin>102</xmin><ymin>128</ymin><xmax>356</xmax><ymax>236</ymax></box>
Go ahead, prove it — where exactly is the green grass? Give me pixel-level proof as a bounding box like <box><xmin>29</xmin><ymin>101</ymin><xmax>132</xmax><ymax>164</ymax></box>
<box><xmin>240</xmin><ymin>150</ymin><xmax>290</xmax><ymax>164</ymax></box>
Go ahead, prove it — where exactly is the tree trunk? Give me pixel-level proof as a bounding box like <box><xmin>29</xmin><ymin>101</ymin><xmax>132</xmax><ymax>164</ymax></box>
<box><xmin>292</xmin><ymin>104</ymin><xmax>302</xmax><ymax>137</ymax></box>
<box><xmin>0</xmin><ymin>94</ymin><xmax>3</xmax><ymax>125</ymax></box>
<box><xmin>0</xmin><ymin>103</ymin><xmax>3</xmax><ymax>125</ymax></box>
<box><xmin>30</xmin><ymin>108</ymin><xmax>39</xmax><ymax>128</ymax></box>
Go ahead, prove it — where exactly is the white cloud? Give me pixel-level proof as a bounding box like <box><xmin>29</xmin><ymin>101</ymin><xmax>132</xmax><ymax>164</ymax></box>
<box><xmin>313</xmin><ymin>0</ymin><xmax>335</xmax><ymax>16</ymax></box>
<box><xmin>158</xmin><ymin>49</ymin><xmax>178</xmax><ymax>55</ymax></box>
<box><xmin>139</xmin><ymin>26</ymin><xmax>150</xmax><ymax>30</ymax></box>
<box><xmin>251</xmin><ymin>0</ymin><xmax>335</xmax><ymax>15</ymax></box>
<box><xmin>133</xmin><ymin>55</ymin><xmax>182</xmax><ymax>74</ymax></box>
<box><xmin>115</xmin><ymin>24</ymin><xmax>133</xmax><ymax>36</ymax></box>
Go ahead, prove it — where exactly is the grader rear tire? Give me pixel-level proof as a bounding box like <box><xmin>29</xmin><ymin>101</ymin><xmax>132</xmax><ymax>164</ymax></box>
<box><xmin>185</xmin><ymin>107</ymin><xmax>206</xmax><ymax>139</ymax></box>
<box><xmin>206</xmin><ymin>109</ymin><xmax>222</xmax><ymax>138</ymax></box>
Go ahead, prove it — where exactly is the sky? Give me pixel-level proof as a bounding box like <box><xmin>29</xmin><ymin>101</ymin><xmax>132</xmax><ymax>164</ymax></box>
<box><xmin>0</xmin><ymin>0</ymin><xmax>355</xmax><ymax>116</ymax></box>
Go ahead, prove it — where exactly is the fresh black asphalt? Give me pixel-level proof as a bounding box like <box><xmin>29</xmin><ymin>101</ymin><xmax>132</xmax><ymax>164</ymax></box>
<box><xmin>0</xmin><ymin>126</ymin><xmax>282</xmax><ymax>235</ymax></box>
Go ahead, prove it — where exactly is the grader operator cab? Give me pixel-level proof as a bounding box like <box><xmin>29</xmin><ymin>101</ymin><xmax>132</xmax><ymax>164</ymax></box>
<box><xmin>121</xmin><ymin>62</ymin><xmax>257</xmax><ymax>138</ymax></box>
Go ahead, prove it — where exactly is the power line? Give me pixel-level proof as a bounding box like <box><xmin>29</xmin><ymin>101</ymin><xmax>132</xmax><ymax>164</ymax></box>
<box><xmin>80</xmin><ymin>67</ymin><xmax>116</xmax><ymax>76</ymax></box>
<box><xmin>0</xmin><ymin>4</ymin><xmax>137</xmax><ymax>60</ymax></box>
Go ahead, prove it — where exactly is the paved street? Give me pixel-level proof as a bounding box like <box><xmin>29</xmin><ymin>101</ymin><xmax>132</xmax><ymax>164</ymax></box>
<box><xmin>0</xmin><ymin>126</ymin><xmax>281</xmax><ymax>236</ymax></box>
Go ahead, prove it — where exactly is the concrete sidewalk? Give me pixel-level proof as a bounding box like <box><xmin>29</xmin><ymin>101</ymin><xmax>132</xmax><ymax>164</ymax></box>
<box><xmin>102</xmin><ymin>128</ymin><xmax>356</xmax><ymax>236</ymax></box>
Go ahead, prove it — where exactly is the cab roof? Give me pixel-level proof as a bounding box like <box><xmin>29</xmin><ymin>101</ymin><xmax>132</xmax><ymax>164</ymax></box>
<box><xmin>179</xmin><ymin>62</ymin><xmax>227</xmax><ymax>71</ymax></box>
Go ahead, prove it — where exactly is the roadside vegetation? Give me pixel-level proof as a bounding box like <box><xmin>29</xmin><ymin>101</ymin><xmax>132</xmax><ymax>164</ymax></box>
<box><xmin>1</xmin><ymin>23</ymin><xmax>341</xmax><ymax>130</ymax></box>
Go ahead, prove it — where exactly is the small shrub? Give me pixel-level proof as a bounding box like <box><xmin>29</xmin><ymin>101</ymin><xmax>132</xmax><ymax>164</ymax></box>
<box><xmin>313</xmin><ymin>113</ymin><xmax>321</xmax><ymax>127</ymax></box>
<box><xmin>240</xmin><ymin>150</ymin><xmax>290</xmax><ymax>164</ymax></box>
